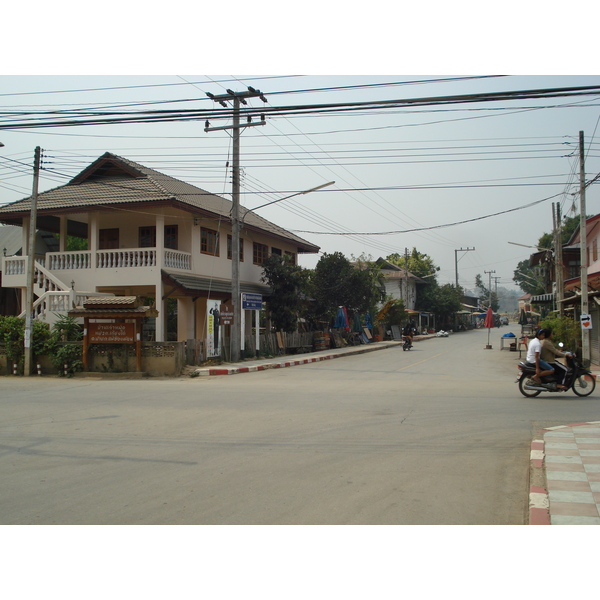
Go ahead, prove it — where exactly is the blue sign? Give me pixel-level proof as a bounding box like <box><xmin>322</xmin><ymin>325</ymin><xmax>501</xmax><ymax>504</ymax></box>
<box><xmin>242</xmin><ymin>293</ymin><xmax>263</xmax><ymax>310</ymax></box>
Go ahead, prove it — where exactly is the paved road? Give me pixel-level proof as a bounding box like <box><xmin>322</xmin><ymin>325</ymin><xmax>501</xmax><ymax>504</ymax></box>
<box><xmin>1</xmin><ymin>326</ymin><xmax>598</xmax><ymax>524</ymax></box>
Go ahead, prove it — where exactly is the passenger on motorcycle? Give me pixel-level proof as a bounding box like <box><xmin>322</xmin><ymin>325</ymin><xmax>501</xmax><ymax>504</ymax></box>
<box><xmin>540</xmin><ymin>327</ymin><xmax>573</xmax><ymax>390</ymax></box>
<box><xmin>526</xmin><ymin>329</ymin><xmax>554</xmax><ymax>384</ymax></box>
<box><xmin>402</xmin><ymin>320</ymin><xmax>416</xmax><ymax>346</ymax></box>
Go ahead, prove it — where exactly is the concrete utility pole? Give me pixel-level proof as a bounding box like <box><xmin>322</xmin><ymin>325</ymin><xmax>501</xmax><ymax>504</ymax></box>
<box><xmin>553</xmin><ymin>202</ymin><xmax>564</xmax><ymax>315</ymax></box>
<box><xmin>484</xmin><ymin>269</ymin><xmax>496</xmax><ymax>308</ymax></box>
<box><xmin>24</xmin><ymin>146</ymin><xmax>42</xmax><ymax>376</ymax></box>
<box><xmin>579</xmin><ymin>131</ymin><xmax>590</xmax><ymax>366</ymax></box>
<box><xmin>454</xmin><ymin>247</ymin><xmax>475</xmax><ymax>289</ymax></box>
<box><xmin>205</xmin><ymin>89</ymin><xmax>267</xmax><ymax>362</ymax></box>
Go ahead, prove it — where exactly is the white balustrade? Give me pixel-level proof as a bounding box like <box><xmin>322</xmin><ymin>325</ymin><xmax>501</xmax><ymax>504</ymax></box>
<box><xmin>48</xmin><ymin>251</ymin><xmax>92</xmax><ymax>270</ymax></box>
<box><xmin>96</xmin><ymin>249</ymin><xmax>157</xmax><ymax>269</ymax></box>
<box><xmin>164</xmin><ymin>250</ymin><xmax>191</xmax><ymax>270</ymax></box>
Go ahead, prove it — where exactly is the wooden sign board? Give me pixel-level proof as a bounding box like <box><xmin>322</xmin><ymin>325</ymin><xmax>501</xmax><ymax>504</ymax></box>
<box><xmin>89</xmin><ymin>322</ymin><xmax>135</xmax><ymax>344</ymax></box>
<box><xmin>219</xmin><ymin>304</ymin><xmax>234</xmax><ymax>326</ymax></box>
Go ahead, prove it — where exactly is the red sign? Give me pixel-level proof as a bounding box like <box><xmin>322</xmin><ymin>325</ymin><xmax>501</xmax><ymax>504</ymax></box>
<box><xmin>219</xmin><ymin>304</ymin><xmax>234</xmax><ymax>325</ymax></box>
<box><xmin>89</xmin><ymin>323</ymin><xmax>135</xmax><ymax>343</ymax></box>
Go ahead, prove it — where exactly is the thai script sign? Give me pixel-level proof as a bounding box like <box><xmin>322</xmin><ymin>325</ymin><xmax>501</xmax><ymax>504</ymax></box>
<box><xmin>89</xmin><ymin>323</ymin><xmax>135</xmax><ymax>343</ymax></box>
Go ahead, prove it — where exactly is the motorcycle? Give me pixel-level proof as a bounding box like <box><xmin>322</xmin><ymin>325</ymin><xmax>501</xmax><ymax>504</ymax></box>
<box><xmin>516</xmin><ymin>349</ymin><xmax>596</xmax><ymax>397</ymax></box>
<box><xmin>402</xmin><ymin>335</ymin><xmax>413</xmax><ymax>351</ymax></box>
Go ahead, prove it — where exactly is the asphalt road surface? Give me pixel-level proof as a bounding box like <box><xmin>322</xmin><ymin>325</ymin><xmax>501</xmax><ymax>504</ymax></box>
<box><xmin>1</xmin><ymin>326</ymin><xmax>598</xmax><ymax>524</ymax></box>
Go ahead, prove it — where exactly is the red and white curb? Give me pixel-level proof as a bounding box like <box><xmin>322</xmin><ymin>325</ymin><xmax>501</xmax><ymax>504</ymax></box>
<box><xmin>196</xmin><ymin>353</ymin><xmax>344</xmax><ymax>377</ymax></box>
<box><xmin>529</xmin><ymin>437</ymin><xmax>550</xmax><ymax>525</ymax></box>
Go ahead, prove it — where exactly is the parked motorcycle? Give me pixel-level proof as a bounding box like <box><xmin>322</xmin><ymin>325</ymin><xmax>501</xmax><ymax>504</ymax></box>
<box><xmin>517</xmin><ymin>349</ymin><xmax>596</xmax><ymax>397</ymax></box>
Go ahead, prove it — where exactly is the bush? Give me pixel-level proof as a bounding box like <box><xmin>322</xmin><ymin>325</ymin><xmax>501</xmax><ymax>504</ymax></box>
<box><xmin>540</xmin><ymin>314</ymin><xmax>581</xmax><ymax>353</ymax></box>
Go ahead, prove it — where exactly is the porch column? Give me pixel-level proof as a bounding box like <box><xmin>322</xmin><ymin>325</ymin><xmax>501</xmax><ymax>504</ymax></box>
<box><xmin>156</xmin><ymin>214</ymin><xmax>165</xmax><ymax>268</ymax></box>
<box><xmin>59</xmin><ymin>215</ymin><xmax>68</xmax><ymax>252</ymax></box>
<box><xmin>155</xmin><ymin>279</ymin><xmax>166</xmax><ymax>342</ymax></box>
<box><xmin>89</xmin><ymin>213</ymin><xmax>98</xmax><ymax>273</ymax></box>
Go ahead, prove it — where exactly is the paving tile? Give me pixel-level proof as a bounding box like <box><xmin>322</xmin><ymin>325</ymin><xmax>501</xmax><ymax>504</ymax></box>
<box><xmin>546</xmin><ymin>471</ymin><xmax>589</xmax><ymax>482</ymax></box>
<box><xmin>549</xmin><ymin>502</ymin><xmax>599</xmax><ymax>517</ymax></box>
<box><xmin>590</xmin><ymin>482</ymin><xmax>600</xmax><ymax>492</ymax></box>
<box><xmin>545</xmin><ymin>462</ymin><xmax>585</xmax><ymax>472</ymax></box>
<box><xmin>545</xmin><ymin>455</ymin><xmax>583</xmax><ymax>464</ymax></box>
<box><xmin>580</xmin><ymin>449</ymin><xmax>600</xmax><ymax>456</ymax></box>
<box><xmin>551</xmin><ymin>515</ymin><xmax>600</xmax><ymax>525</ymax></box>
<box><xmin>584</xmin><ymin>464</ymin><xmax>600</xmax><ymax>473</ymax></box>
<box><xmin>588</xmin><ymin>473</ymin><xmax>600</xmax><ymax>482</ymax></box>
<box><xmin>548</xmin><ymin>490</ymin><xmax>595</xmax><ymax>504</ymax></box>
<box><xmin>582</xmin><ymin>456</ymin><xmax>600</xmax><ymax>464</ymax></box>
<box><xmin>545</xmin><ymin>448</ymin><xmax>582</xmax><ymax>456</ymax></box>
<box><xmin>545</xmin><ymin>442</ymin><xmax>578</xmax><ymax>449</ymax></box>
<box><xmin>547</xmin><ymin>480</ymin><xmax>592</xmax><ymax>492</ymax></box>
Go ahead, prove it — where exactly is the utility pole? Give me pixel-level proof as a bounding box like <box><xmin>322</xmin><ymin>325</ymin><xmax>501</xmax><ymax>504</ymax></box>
<box><xmin>484</xmin><ymin>269</ymin><xmax>496</xmax><ymax>308</ymax></box>
<box><xmin>553</xmin><ymin>202</ymin><xmax>564</xmax><ymax>315</ymax></box>
<box><xmin>579</xmin><ymin>131</ymin><xmax>590</xmax><ymax>366</ymax></box>
<box><xmin>24</xmin><ymin>146</ymin><xmax>41</xmax><ymax>376</ymax></box>
<box><xmin>205</xmin><ymin>89</ymin><xmax>267</xmax><ymax>362</ymax></box>
<box><xmin>454</xmin><ymin>247</ymin><xmax>475</xmax><ymax>289</ymax></box>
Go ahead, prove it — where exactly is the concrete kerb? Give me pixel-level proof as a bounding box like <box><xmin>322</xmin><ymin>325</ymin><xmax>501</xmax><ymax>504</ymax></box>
<box><xmin>193</xmin><ymin>335</ymin><xmax>436</xmax><ymax>377</ymax></box>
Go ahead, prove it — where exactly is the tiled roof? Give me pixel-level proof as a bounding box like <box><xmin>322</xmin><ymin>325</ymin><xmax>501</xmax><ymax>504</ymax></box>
<box><xmin>0</xmin><ymin>152</ymin><xmax>319</xmax><ymax>254</ymax></box>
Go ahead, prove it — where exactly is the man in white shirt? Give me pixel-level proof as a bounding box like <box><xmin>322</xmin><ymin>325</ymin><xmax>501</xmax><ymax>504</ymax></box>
<box><xmin>526</xmin><ymin>329</ymin><xmax>554</xmax><ymax>384</ymax></box>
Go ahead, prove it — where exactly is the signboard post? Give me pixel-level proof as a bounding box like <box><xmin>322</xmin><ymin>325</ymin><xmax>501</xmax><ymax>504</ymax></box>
<box><xmin>241</xmin><ymin>294</ymin><xmax>262</xmax><ymax>357</ymax></box>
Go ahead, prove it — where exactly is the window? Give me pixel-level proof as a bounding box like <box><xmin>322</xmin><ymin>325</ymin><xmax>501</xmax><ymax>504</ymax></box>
<box><xmin>284</xmin><ymin>251</ymin><xmax>296</xmax><ymax>265</ymax></box>
<box><xmin>253</xmin><ymin>242</ymin><xmax>269</xmax><ymax>265</ymax></box>
<box><xmin>139</xmin><ymin>226</ymin><xmax>156</xmax><ymax>248</ymax></box>
<box><xmin>271</xmin><ymin>247</ymin><xmax>282</xmax><ymax>256</ymax></box>
<box><xmin>139</xmin><ymin>225</ymin><xmax>178</xmax><ymax>249</ymax></box>
<box><xmin>165</xmin><ymin>225</ymin><xmax>178</xmax><ymax>250</ymax></box>
<box><xmin>99</xmin><ymin>228</ymin><xmax>119</xmax><ymax>249</ymax></box>
<box><xmin>227</xmin><ymin>235</ymin><xmax>244</xmax><ymax>261</ymax></box>
<box><xmin>201</xmin><ymin>227</ymin><xmax>219</xmax><ymax>256</ymax></box>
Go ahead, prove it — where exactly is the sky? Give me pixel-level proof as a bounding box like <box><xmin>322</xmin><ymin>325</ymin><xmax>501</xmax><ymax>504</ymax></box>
<box><xmin>2</xmin><ymin>72</ymin><xmax>599</xmax><ymax>296</ymax></box>
<box><xmin>2</xmin><ymin>5</ymin><xmax>599</xmax><ymax>590</ymax></box>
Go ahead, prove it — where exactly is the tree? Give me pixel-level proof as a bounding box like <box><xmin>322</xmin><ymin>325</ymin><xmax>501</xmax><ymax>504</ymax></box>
<box><xmin>261</xmin><ymin>254</ymin><xmax>310</xmax><ymax>332</ymax></box>
<box><xmin>513</xmin><ymin>258</ymin><xmax>546</xmax><ymax>295</ymax></box>
<box><xmin>418</xmin><ymin>283</ymin><xmax>463</xmax><ymax>329</ymax></box>
<box><xmin>474</xmin><ymin>274</ymin><xmax>499</xmax><ymax>311</ymax></box>
<box><xmin>386</xmin><ymin>248</ymin><xmax>439</xmax><ymax>280</ymax></box>
<box><xmin>310</xmin><ymin>252</ymin><xmax>384</xmax><ymax>323</ymax></box>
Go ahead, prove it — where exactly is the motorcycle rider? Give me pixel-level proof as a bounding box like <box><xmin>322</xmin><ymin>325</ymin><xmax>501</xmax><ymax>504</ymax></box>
<box><xmin>540</xmin><ymin>327</ymin><xmax>573</xmax><ymax>390</ymax></box>
<box><xmin>402</xmin><ymin>320</ymin><xmax>416</xmax><ymax>348</ymax></box>
<box><xmin>526</xmin><ymin>328</ymin><xmax>555</xmax><ymax>384</ymax></box>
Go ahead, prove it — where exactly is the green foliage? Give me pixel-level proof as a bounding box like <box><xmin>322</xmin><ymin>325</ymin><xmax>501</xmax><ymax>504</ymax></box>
<box><xmin>311</xmin><ymin>252</ymin><xmax>384</xmax><ymax>323</ymax></box>
<box><xmin>375</xmin><ymin>299</ymin><xmax>406</xmax><ymax>327</ymax></box>
<box><xmin>261</xmin><ymin>254</ymin><xmax>310</xmax><ymax>332</ymax></box>
<box><xmin>540</xmin><ymin>314</ymin><xmax>581</xmax><ymax>353</ymax></box>
<box><xmin>418</xmin><ymin>283</ymin><xmax>463</xmax><ymax>328</ymax></box>
<box><xmin>387</xmin><ymin>248</ymin><xmax>439</xmax><ymax>280</ymax></box>
<box><xmin>0</xmin><ymin>316</ymin><xmax>25</xmax><ymax>366</ymax></box>
<box><xmin>45</xmin><ymin>315</ymin><xmax>83</xmax><ymax>377</ymax></box>
<box><xmin>513</xmin><ymin>259</ymin><xmax>546</xmax><ymax>295</ymax></box>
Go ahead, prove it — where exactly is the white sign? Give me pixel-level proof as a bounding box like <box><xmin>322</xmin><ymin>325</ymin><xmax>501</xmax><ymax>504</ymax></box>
<box><xmin>581</xmin><ymin>313</ymin><xmax>592</xmax><ymax>330</ymax></box>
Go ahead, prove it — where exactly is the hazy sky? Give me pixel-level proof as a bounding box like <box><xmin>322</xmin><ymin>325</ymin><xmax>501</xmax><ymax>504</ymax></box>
<box><xmin>2</xmin><ymin>73</ymin><xmax>599</xmax><ymax>294</ymax></box>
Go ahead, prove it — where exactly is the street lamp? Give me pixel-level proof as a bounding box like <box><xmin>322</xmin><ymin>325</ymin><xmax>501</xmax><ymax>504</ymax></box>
<box><xmin>231</xmin><ymin>181</ymin><xmax>335</xmax><ymax>362</ymax></box>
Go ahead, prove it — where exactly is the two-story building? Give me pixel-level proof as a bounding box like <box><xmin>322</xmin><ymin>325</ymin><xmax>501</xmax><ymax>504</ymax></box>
<box><xmin>0</xmin><ymin>152</ymin><xmax>320</xmax><ymax>348</ymax></box>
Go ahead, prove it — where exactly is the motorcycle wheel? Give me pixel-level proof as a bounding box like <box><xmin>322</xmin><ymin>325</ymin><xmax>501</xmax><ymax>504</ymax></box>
<box><xmin>572</xmin><ymin>373</ymin><xmax>596</xmax><ymax>397</ymax></box>
<box><xmin>518</xmin><ymin>374</ymin><xmax>541</xmax><ymax>397</ymax></box>
<box><xmin>402</xmin><ymin>343</ymin><xmax>409</xmax><ymax>351</ymax></box>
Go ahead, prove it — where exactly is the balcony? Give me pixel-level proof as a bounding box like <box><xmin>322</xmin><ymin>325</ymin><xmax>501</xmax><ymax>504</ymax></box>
<box><xmin>1</xmin><ymin>248</ymin><xmax>192</xmax><ymax>290</ymax></box>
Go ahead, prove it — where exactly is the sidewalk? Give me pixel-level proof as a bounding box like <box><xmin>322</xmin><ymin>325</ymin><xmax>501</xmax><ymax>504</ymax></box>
<box><xmin>192</xmin><ymin>334</ymin><xmax>436</xmax><ymax>377</ymax></box>
<box><xmin>530</xmin><ymin>422</ymin><xmax>600</xmax><ymax>525</ymax></box>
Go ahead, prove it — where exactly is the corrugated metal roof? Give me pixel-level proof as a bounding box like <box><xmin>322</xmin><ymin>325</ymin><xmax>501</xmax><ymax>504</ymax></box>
<box><xmin>0</xmin><ymin>152</ymin><xmax>320</xmax><ymax>254</ymax></box>
<box><xmin>162</xmin><ymin>269</ymin><xmax>271</xmax><ymax>297</ymax></box>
